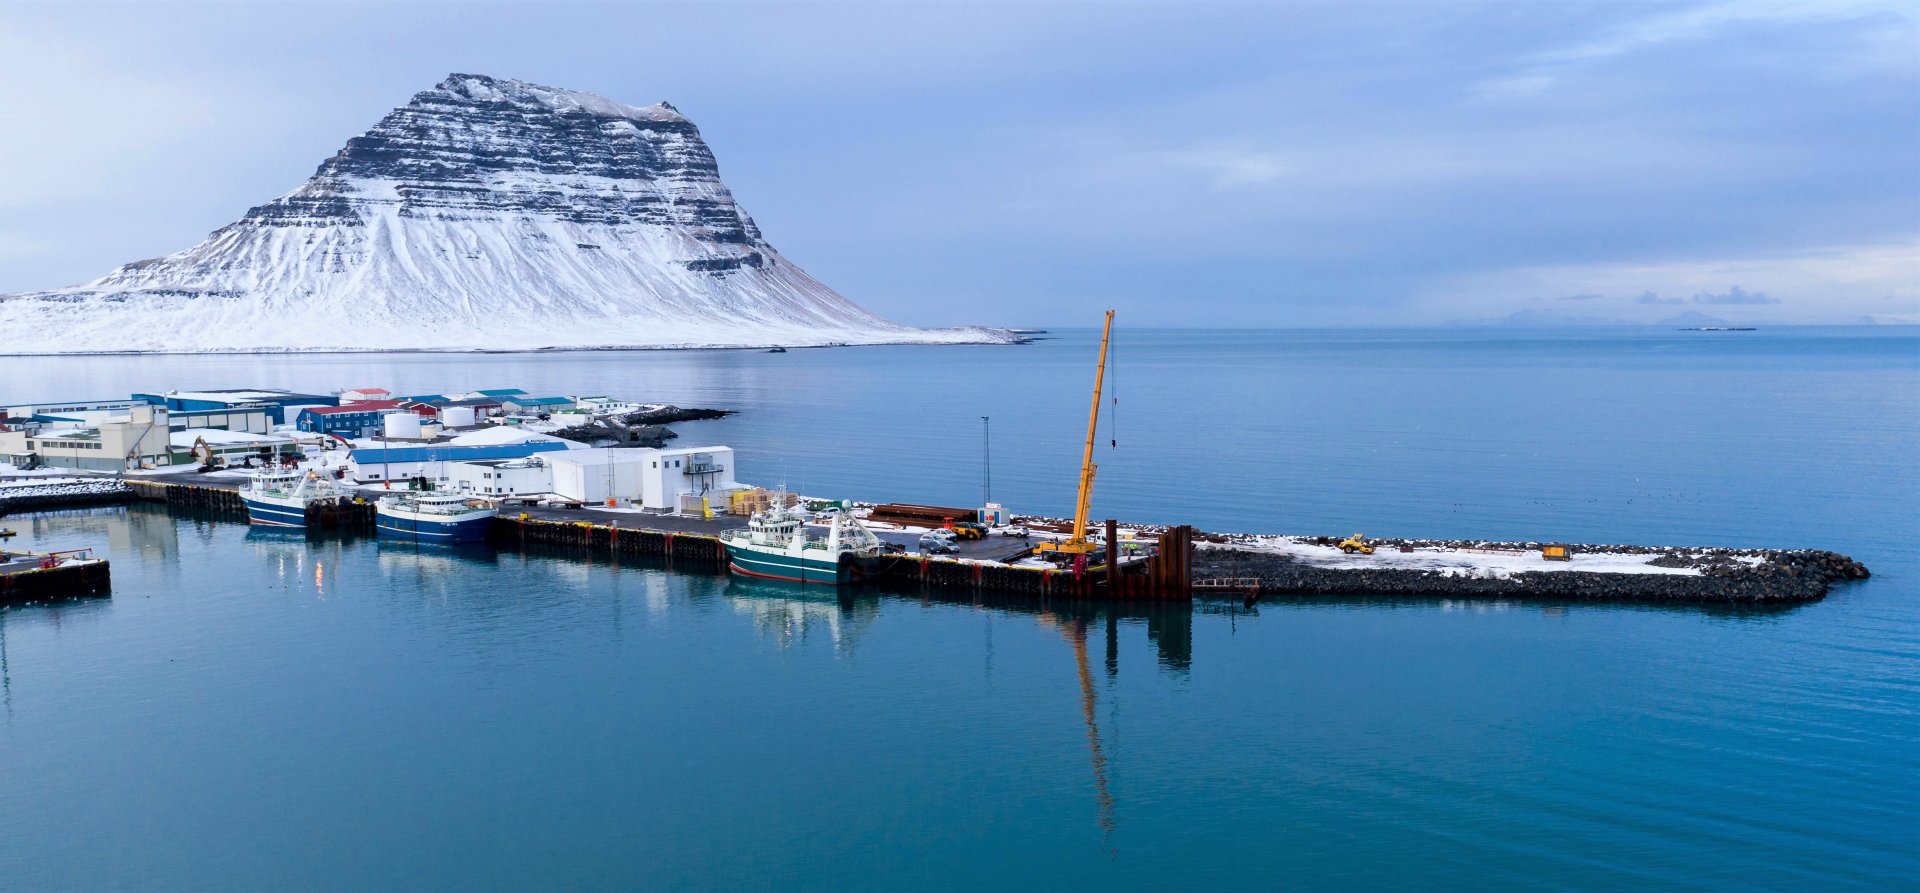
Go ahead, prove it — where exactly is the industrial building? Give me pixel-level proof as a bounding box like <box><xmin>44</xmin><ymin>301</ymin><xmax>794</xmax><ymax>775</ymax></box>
<box><xmin>547</xmin><ymin>445</ymin><xmax>738</xmax><ymax>510</ymax></box>
<box><xmin>502</xmin><ymin>395</ymin><xmax>575</xmax><ymax>414</ymax></box>
<box><xmin>4</xmin><ymin>399</ymin><xmax>145</xmax><ymax>424</ymax></box>
<box><xmin>345</xmin><ymin>427</ymin><xmax>581</xmax><ymax>484</ymax></box>
<box><xmin>4</xmin><ymin>401</ymin><xmax>269</xmax><ymax>435</ymax></box>
<box><xmin>448</xmin><ymin>457</ymin><xmax>555</xmax><ymax>497</ymax></box>
<box><xmin>297</xmin><ymin>404</ymin><xmax>406</xmax><ymax>438</ymax></box>
<box><xmin>133</xmin><ymin>389</ymin><xmax>336</xmax><ymax>425</ymax></box>
<box><xmin>172</xmin><ymin>429</ymin><xmax>297</xmax><ymax>465</ymax></box>
<box><xmin>347</xmin><ymin>441</ymin><xmax>576</xmax><ymax>485</ymax></box>
<box><xmin>0</xmin><ymin>405</ymin><xmax>175</xmax><ymax>471</ymax></box>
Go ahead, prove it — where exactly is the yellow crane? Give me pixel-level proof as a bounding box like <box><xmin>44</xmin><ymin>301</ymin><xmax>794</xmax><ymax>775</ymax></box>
<box><xmin>1036</xmin><ymin>310</ymin><xmax>1115</xmax><ymax>557</ymax></box>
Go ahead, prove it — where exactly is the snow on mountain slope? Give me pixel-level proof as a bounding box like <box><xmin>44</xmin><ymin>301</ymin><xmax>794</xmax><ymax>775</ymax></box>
<box><xmin>0</xmin><ymin>74</ymin><xmax>1012</xmax><ymax>353</ymax></box>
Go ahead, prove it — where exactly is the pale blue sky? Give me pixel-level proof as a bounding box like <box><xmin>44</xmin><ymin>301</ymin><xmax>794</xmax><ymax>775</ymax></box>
<box><xmin>1</xmin><ymin>0</ymin><xmax>1915</xmax><ymax>327</ymax></box>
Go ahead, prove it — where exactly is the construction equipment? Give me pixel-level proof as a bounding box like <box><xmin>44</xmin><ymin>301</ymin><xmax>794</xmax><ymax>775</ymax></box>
<box><xmin>1541</xmin><ymin>543</ymin><xmax>1573</xmax><ymax>561</ymax></box>
<box><xmin>1337</xmin><ymin>533</ymin><xmax>1375</xmax><ymax>555</ymax></box>
<box><xmin>189</xmin><ymin>436</ymin><xmax>218</xmax><ymax>471</ymax></box>
<box><xmin>950</xmin><ymin>521</ymin><xmax>988</xmax><ymax>540</ymax></box>
<box><xmin>1035</xmin><ymin>310</ymin><xmax>1115</xmax><ymax>557</ymax></box>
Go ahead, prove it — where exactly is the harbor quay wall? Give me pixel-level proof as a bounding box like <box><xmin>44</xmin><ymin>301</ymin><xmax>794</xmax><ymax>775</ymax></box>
<box><xmin>126</xmin><ymin>479</ymin><xmax>245</xmax><ymax>512</ymax></box>
<box><xmin>0</xmin><ymin>560</ymin><xmax>111</xmax><ymax>604</ymax></box>
<box><xmin>488</xmin><ymin>515</ymin><xmax>1121</xmax><ymax>598</ymax></box>
<box><xmin>491</xmin><ymin>515</ymin><xmax>731</xmax><ymax>565</ymax></box>
<box><xmin>124</xmin><ymin>479</ymin><xmax>372</xmax><ymax>529</ymax></box>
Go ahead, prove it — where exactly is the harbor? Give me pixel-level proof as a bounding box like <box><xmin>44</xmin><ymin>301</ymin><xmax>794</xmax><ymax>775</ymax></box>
<box><xmin>0</xmin><ymin>327</ymin><xmax>1910</xmax><ymax>893</ymax></box>
<box><xmin>1</xmin><ymin>467</ymin><xmax>1868</xmax><ymax>605</ymax></box>
<box><xmin>0</xmin><ymin>327</ymin><xmax>1874</xmax><ymax>605</ymax></box>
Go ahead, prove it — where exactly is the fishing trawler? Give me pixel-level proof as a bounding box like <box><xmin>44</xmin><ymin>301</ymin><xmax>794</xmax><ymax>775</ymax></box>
<box><xmin>375</xmin><ymin>492</ymin><xmax>495</xmax><ymax>543</ymax></box>
<box><xmin>719</xmin><ymin>498</ymin><xmax>885</xmax><ymax>585</ymax></box>
<box><xmin>240</xmin><ymin>469</ymin><xmax>344</xmax><ymax>528</ymax></box>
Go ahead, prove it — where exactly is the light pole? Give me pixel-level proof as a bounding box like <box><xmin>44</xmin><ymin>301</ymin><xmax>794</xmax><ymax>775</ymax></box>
<box><xmin>980</xmin><ymin>415</ymin><xmax>991</xmax><ymax>507</ymax></box>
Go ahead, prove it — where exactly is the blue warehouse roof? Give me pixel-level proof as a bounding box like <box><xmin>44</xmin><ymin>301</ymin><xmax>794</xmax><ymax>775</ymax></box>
<box><xmin>505</xmin><ymin>396</ymin><xmax>572</xmax><ymax>406</ymax></box>
<box><xmin>474</xmin><ymin>388</ymin><xmax>528</xmax><ymax>397</ymax></box>
<box><xmin>348</xmin><ymin>441</ymin><xmax>573</xmax><ymax>464</ymax></box>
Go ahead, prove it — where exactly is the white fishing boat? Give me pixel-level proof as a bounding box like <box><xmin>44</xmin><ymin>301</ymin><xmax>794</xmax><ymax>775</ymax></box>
<box><xmin>375</xmin><ymin>492</ymin><xmax>495</xmax><ymax>543</ymax></box>
<box><xmin>240</xmin><ymin>468</ymin><xmax>343</xmax><ymax>528</ymax></box>
<box><xmin>719</xmin><ymin>498</ymin><xmax>885</xmax><ymax>585</ymax></box>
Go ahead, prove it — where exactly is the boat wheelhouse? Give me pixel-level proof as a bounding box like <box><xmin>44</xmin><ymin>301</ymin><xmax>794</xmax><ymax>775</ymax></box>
<box><xmin>240</xmin><ymin>469</ymin><xmax>344</xmax><ymax>528</ymax></box>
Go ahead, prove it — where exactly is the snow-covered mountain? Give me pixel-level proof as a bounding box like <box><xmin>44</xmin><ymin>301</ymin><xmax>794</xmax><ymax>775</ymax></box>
<box><xmin>0</xmin><ymin>74</ymin><xmax>1011</xmax><ymax>353</ymax></box>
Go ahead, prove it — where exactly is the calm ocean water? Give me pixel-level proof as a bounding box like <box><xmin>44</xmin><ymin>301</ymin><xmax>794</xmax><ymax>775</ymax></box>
<box><xmin>2</xmin><ymin>328</ymin><xmax>1915</xmax><ymax>890</ymax></box>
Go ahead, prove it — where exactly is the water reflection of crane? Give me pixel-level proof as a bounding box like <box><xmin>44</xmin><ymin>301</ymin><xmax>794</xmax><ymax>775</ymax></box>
<box><xmin>1038</xmin><ymin>610</ymin><xmax>1117</xmax><ymax>838</ymax></box>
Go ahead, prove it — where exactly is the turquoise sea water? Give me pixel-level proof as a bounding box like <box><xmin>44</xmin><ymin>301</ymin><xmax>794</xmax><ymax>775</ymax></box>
<box><xmin>1</xmin><ymin>328</ymin><xmax>1915</xmax><ymax>890</ymax></box>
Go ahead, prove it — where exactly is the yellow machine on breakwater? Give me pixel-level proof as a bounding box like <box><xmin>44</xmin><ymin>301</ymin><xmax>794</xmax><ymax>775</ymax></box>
<box><xmin>1034</xmin><ymin>310</ymin><xmax>1115</xmax><ymax>559</ymax></box>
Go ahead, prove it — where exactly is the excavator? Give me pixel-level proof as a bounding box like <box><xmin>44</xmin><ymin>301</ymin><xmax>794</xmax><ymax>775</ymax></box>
<box><xmin>1034</xmin><ymin>310</ymin><xmax>1115</xmax><ymax>559</ymax></box>
<box><xmin>189</xmin><ymin>436</ymin><xmax>219</xmax><ymax>473</ymax></box>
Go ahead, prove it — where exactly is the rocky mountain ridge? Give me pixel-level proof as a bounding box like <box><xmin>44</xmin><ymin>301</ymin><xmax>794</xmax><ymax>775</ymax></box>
<box><xmin>0</xmin><ymin>74</ymin><xmax>1009</xmax><ymax>353</ymax></box>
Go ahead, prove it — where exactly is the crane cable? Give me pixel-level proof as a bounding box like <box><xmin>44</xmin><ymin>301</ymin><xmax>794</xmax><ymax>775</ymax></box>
<box><xmin>1108</xmin><ymin>322</ymin><xmax>1118</xmax><ymax>450</ymax></box>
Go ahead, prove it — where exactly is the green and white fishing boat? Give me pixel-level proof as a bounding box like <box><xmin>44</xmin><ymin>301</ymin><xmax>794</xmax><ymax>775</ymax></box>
<box><xmin>719</xmin><ymin>498</ymin><xmax>884</xmax><ymax>586</ymax></box>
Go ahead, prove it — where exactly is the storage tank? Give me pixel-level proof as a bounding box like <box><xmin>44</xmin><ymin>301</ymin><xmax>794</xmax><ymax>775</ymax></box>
<box><xmin>383</xmin><ymin>412</ymin><xmax>423</xmax><ymax>440</ymax></box>
<box><xmin>443</xmin><ymin>406</ymin><xmax>477</xmax><ymax>427</ymax></box>
<box><xmin>419</xmin><ymin>422</ymin><xmax>443</xmax><ymax>440</ymax></box>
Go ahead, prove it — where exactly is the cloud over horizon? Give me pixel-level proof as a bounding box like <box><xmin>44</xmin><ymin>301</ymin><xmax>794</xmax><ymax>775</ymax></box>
<box><xmin>1693</xmin><ymin>285</ymin><xmax>1780</xmax><ymax>305</ymax></box>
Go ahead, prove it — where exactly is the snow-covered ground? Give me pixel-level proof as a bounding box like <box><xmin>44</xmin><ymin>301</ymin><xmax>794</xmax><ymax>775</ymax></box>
<box><xmin>1209</xmin><ymin>536</ymin><xmax>1701</xmax><ymax>577</ymax></box>
<box><xmin>0</xmin><ymin>478</ymin><xmax>130</xmax><ymax>500</ymax></box>
<box><xmin>0</xmin><ymin>477</ymin><xmax>90</xmax><ymax>489</ymax></box>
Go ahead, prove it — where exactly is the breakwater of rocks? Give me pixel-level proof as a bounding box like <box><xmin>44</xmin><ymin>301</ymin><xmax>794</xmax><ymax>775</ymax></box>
<box><xmin>0</xmin><ymin>479</ymin><xmax>137</xmax><ymax>515</ymax></box>
<box><xmin>1194</xmin><ymin>540</ymin><xmax>1869</xmax><ymax>604</ymax></box>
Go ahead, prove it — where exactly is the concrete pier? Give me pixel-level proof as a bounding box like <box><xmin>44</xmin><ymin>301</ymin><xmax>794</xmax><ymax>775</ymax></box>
<box><xmin>1</xmin><ymin>550</ymin><xmax>111</xmax><ymax>603</ymax></box>
<box><xmin>7</xmin><ymin>477</ymin><xmax>1873</xmax><ymax>605</ymax></box>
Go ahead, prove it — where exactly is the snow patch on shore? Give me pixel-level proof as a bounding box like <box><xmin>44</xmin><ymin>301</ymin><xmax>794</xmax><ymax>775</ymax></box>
<box><xmin>1207</xmin><ymin>536</ymin><xmax>1702</xmax><ymax>577</ymax></box>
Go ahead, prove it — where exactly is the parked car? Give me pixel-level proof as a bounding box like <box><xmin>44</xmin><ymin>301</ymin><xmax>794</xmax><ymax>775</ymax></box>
<box><xmin>996</xmin><ymin>525</ymin><xmax>1029</xmax><ymax>537</ymax></box>
<box><xmin>919</xmin><ymin>530</ymin><xmax>958</xmax><ymax>554</ymax></box>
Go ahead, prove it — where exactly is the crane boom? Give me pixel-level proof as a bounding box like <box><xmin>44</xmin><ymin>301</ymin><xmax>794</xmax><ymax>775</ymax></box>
<box><xmin>1025</xmin><ymin>310</ymin><xmax>1114</xmax><ymax>557</ymax></box>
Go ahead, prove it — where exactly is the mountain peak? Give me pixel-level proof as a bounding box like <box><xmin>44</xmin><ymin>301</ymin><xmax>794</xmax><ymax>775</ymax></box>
<box><xmin>0</xmin><ymin>76</ymin><xmax>1010</xmax><ymax>352</ymax></box>
<box><xmin>431</xmin><ymin>73</ymin><xmax>688</xmax><ymax>123</ymax></box>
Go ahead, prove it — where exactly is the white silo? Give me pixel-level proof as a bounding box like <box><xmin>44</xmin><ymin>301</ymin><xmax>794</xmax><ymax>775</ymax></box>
<box><xmin>443</xmin><ymin>406</ymin><xmax>477</xmax><ymax>428</ymax></box>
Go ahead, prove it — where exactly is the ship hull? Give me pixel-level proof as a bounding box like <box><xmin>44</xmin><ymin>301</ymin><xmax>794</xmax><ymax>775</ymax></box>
<box><xmin>375</xmin><ymin>508</ymin><xmax>493</xmax><ymax>543</ymax></box>
<box><xmin>241</xmin><ymin>494</ymin><xmax>320</xmax><ymax>528</ymax></box>
<box><xmin>725</xmin><ymin>546</ymin><xmax>863</xmax><ymax>586</ymax></box>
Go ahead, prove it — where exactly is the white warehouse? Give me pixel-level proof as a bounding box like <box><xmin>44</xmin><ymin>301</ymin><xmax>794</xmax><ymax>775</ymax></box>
<box><xmin>548</xmin><ymin>446</ymin><xmax>739</xmax><ymax>510</ymax></box>
<box><xmin>449</xmin><ymin>456</ymin><xmax>555</xmax><ymax>498</ymax></box>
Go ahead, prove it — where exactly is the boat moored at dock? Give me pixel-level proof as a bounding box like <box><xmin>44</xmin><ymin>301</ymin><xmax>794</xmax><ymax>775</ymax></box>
<box><xmin>720</xmin><ymin>499</ymin><xmax>885</xmax><ymax>585</ymax></box>
<box><xmin>240</xmin><ymin>469</ymin><xmax>343</xmax><ymax>528</ymax></box>
<box><xmin>375</xmin><ymin>492</ymin><xmax>496</xmax><ymax>543</ymax></box>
